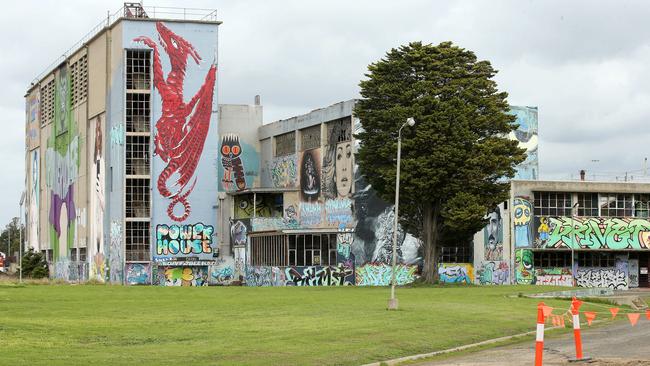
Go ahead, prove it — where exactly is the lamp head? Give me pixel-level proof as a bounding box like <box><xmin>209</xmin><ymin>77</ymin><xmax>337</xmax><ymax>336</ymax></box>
<box><xmin>406</xmin><ymin>117</ymin><xmax>415</xmax><ymax>127</ymax></box>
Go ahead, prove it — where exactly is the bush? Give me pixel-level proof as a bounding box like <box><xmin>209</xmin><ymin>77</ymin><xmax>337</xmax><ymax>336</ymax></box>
<box><xmin>21</xmin><ymin>248</ymin><xmax>49</xmax><ymax>279</ymax></box>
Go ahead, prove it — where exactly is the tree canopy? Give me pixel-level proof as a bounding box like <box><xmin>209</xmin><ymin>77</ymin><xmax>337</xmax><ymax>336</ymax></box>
<box><xmin>354</xmin><ymin>41</ymin><xmax>526</xmax><ymax>282</ymax></box>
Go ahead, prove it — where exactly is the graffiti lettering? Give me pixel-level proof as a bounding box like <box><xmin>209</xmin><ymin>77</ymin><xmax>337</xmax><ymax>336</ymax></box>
<box><xmin>157</xmin><ymin>266</ymin><xmax>209</xmax><ymax>286</ymax></box>
<box><xmin>438</xmin><ymin>263</ymin><xmax>474</xmax><ymax>284</ymax></box>
<box><xmin>126</xmin><ymin>263</ymin><xmax>150</xmax><ymax>285</ymax></box>
<box><xmin>477</xmin><ymin>261</ymin><xmax>509</xmax><ymax>285</ymax></box>
<box><xmin>537</xmin><ymin>217</ymin><xmax>650</xmax><ymax>250</ymax></box>
<box><xmin>285</xmin><ymin>265</ymin><xmax>353</xmax><ymax>286</ymax></box>
<box><xmin>156</xmin><ymin>223</ymin><xmax>214</xmax><ymax>255</ymax></box>
<box><xmin>299</xmin><ymin>202</ymin><xmax>322</xmax><ymax>226</ymax></box>
<box><xmin>325</xmin><ymin>198</ymin><xmax>352</xmax><ymax>225</ymax></box>
<box><xmin>355</xmin><ymin>263</ymin><xmax>418</xmax><ymax>286</ymax></box>
<box><xmin>575</xmin><ymin>268</ymin><xmax>628</xmax><ymax>290</ymax></box>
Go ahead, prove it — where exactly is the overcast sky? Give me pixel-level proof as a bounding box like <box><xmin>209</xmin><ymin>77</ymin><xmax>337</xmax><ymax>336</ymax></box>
<box><xmin>2</xmin><ymin>0</ymin><xmax>650</xmax><ymax>225</ymax></box>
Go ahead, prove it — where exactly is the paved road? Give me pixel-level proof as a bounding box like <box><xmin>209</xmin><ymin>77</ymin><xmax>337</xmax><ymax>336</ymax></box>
<box><xmin>415</xmin><ymin>320</ymin><xmax>650</xmax><ymax>366</ymax></box>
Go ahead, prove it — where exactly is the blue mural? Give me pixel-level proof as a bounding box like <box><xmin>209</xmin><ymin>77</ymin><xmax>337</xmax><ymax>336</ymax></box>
<box><xmin>509</xmin><ymin>106</ymin><xmax>538</xmax><ymax>180</ymax></box>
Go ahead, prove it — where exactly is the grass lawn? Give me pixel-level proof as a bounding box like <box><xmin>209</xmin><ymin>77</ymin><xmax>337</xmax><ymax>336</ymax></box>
<box><xmin>0</xmin><ymin>284</ymin><xmax>593</xmax><ymax>365</ymax></box>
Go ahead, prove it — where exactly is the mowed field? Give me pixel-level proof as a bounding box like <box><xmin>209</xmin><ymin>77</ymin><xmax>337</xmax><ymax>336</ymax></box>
<box><xmin>1</xmin><ymin>284</ymin><xmax>585</xmax><ymax>365</ymax></box>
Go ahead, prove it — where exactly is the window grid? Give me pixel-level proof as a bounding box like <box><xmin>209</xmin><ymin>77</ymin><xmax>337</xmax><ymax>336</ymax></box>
<box><xmin>533</xmin><ymin>251</ymin><xmax>571</xmax><ymax>268</ymax></box>
<box><xmin>126</xmin><ymin>50</ymin><xmax>151</xmax><ymax>90</ymax></box>
<box><xmin>126</xmin><ymin>93</ymin><xmax>151</xmax><ymax>133</ymax></box>
<box><xmin>125</xmin><ymin>178</ymin><xmax>150</xmax><ymax>218</ymax></box>
<box><xmin>250</xmin><ymin>234</ymin><xmax>288</xmax><ymax>266</ymax></box>
<box><xmin>326</xmin><ymin>117</ymin><xmax>352</xmax><ymax>145</ymax></box>
<box><xmin>577</xmin><ymin>252</ymin><xmax>616</xmax><ymax>267</ymax></box>
<box><xmin>600</xmin><ymin>193</ymin><xmax>633</xmax><ymax>217</ymax></box>
<box><xmin>126</xmin><ymin>135</ymin><xmax>150</xmax><ymax>176</ymax></box>
<box><xmin>634</xmin><ymin>194</ymin><xmax>650</xmax><ymax>218</ymax></box>
<box><xmin>39</xmin><ymin>80</ymin><xmax>55</xmax><ymax>125</ymax></box>
<box><xmin>533</xmin><ymin>192</ymin><xmax>573</xmax><ymax>216</ymax></box>
<box><xmin>438</xmin><ymin>246</ymin><xmax>473</xmax><ymax>263</ymax></box>
<box><xmin>577</xmin><ymin>193</ymin><xmax>599</xmax><ymax>216</ymax></box>
<box><xmin>126</xmin><ymin>221</ymin><xmax>150</xmax><ymax>261</ymax></box>
<box><xmin>274</xmin><ymin>132</ymin><xmax>296</xmax><ymax>157</ymax></box>
<box><xmin>300</xmin><ymin>125</ymin><xmax>321</xmax><ymax>151</ymax></box>
<box><xmin>70</xmin><ymin>55</ymin><xmax>88</xmax><ymax>107</ymax></box>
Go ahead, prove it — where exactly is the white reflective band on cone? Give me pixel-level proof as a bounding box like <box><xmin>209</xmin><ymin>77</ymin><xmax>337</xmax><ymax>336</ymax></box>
<box><xmin>536</xmin><ymin>323</ymin><xmax>545</xmax><ymax>342</ymax></box>
<box><xmin>573</xmin><ymin>315</ymin><xmax>580</xmax><ymax>329</ymax></box>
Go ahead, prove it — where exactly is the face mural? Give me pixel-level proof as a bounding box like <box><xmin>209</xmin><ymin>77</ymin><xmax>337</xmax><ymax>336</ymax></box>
<box><xmin>323</xmin><ymin>140</ymin><xmax>352</xmax><ymax>199</ymax></box>
<box><xmin>300</xmin><ymin>149</ymin><xmax>321</xmax><ymax>201</ymax></box>
<box><xmin>220</xmin><ymin>134</ymin><xmax>246</xmax><ymax>191</ymax></box>
<box><xmin>513</xmin><ymin>197</ymin><xmax>533</xmax><ymax>247</ymax></box>
<box><xmin>134</xmin><ymin>21</ymin><xmax>217</xmax><ymax>222</ymax></box>
<box><xmin>89</xmin><ymin>115</ymin><xmax>106</xmax><ymax>282</ymax></box>
<box><xmin>515</xmin><ymin>249</ymin><xmax>534</xmax><ymax>284</ymax></box>
<box><xmin>484</xmin><ymin>207</ymin><xmax>503</xmax><ymax>260</ymax></box>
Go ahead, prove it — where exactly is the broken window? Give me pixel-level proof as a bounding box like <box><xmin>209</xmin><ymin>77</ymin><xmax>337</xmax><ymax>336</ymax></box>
<box><xmin>274</xmin><ymin>131</ymin><xmax>295</xmax><ymax>157</ymax></box>
<box><xmin>126</xmin><ymin>221</ymin><xmax>150</xmax><ymax>262</ymax></box>
<box><xmin>300</xmin><ymin>124</ymin><xmax>321</xmax><ymax>151</ymax></box>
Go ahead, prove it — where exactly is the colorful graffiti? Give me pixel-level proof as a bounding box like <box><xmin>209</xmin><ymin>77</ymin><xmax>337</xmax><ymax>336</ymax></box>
<box><xmin>355</xmin><ymin>263</ymin><xmax>418</xmax><ymax>286</ymax></box>
<box><xmin>322</xmin><ymin>140</ymin><xmax>353</xmax><ymax>199</ymax></box>
<box><xmin>135</xmin><ymin>22</ymin><xmax>217</xmax><ymax>222</ymax></box>
<box><xmin>535</xmin><ymin>216</ymin><xmax>650</xmax><ymax>250</ymax></box>
<box><xmin>514</xmin><ymin>197</ymin><xmax>533</xmax><ymax>248</ymax></box>
<box><xmin>299</xmin><ymin>202</ymin><xmax>322</xmax><ymax>226</ymax></box>
<box><xmin>234</xmin><ymin>194</ymin><xmax>280</xmax><ymax>218</ymax></box>
<box><xmin>126</xmin><ymin>263</ymin><xmax>151</xmax><ymax>285</ymax></box>
<box><xmin>108</xmin><ymin>220</ymin><xmax>123</xmax><ymax>283</ymax></box>
<box><xmin>285</xmin><ymin>265</ymin><xmax>354</xmax><ymax>286</ymax></box>
<box><xmin>110</xmin><ymin>123</ymin><xmax>125</xmax><ymax>146</ymax></box>
<box><xmin>269</xmin><ymin>154</ymin><xmax>297</xmax><ymax>188</ymax></box>
<box><xmin>438</xmin><ymin>263</ymin><xmax>474</xmax><ymax>284</ymax></box>
<box><xmin>210</xmin><ymin>258</ymin><xmax>235</xmax><ymax>285</ymax></box>
<box><xmin>28</xmin><ymin>150</ymin><xmax>40</xmax><ymax>251</ymax></box>
<box><xmin>509</xmin><ymin>106</ymin><xmax>539</xmax><ymax>180</ymax></box>
<box><xmin>230</xmin><ymin>220</ymin><xmax>248</xmax><ymax>246</ymax></box>
<box><xmin>325</xmin><ymin>198</ymin><xmax>353</xmax><ymax>226</ymax></box>
<box><xmin>155</xmin><ymin>223</ymin><xmax>215</xmax><ymax>258</ymax></box>
<box><xmin>484</xmin><ymin>206</ymin><xmax>503</xmax><ymax>260</ymax></box>
<box><xmin>477</xmin><ymin>261</ymin><xmax>509</xmax><ymax>285</ymax></box>
<box><xmin>629</xmin><ymin>259</ymin><xmax>639</xmax><ymax>288</ymax></box>
<box><xmin>337</xmin><ymin>228</ymin><xmax>354</xmax><ymax>260</ymax></box>
<box><xmin>299</xmin><ymin>149</ymin><xmax>321</xmax><ymax>202</ymax></box>
<box><xmin>515</xmin><ymin>249</ymin><xmax>534</xmax><ymax>284</ymax></box>
<box><xmin>89</xmin><ymin>115</ymin><xmax>105</xmax><ymax>282</ymax></box>
<box><xmin>157</xmin><ymin>266</ymin><xmax>209</xmax><ymax>286</ymax></box>
<box><xmin>220</xmin><ymin>134</ymin><xmax>246</xmax><ymax>191</ymax></box>
<box><xmin>26</xmin><ymin>91</ymin><xmax>40</xmax><ymax>149</ymax></box>
<box><xmin>575</xmin><ymin>268</ymin><xmax>627</xmax><ymax>290</ymax></box>
<box><xmin>234</xmin><ymin>246</ymin><xmax>246</xmax><ymax>280</ymax></box>
<box><xmin>245</xmin><ymin>266</ymin><xmax>285</xmax><ymax>287</ymax></box>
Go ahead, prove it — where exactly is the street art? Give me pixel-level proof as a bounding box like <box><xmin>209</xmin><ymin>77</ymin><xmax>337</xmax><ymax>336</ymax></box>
<box><xmin>108</xmin><ymin>220</ymin><xmax>123</xmax><ymax>283</ymax></box>
<box><xmin>515</xmin><ymin>249</ymin><xmax>534</xmax><ymax>284</ymax></box>
<box><xmin>26</xmin><ymin>91</ymin><xmax>40</xmax><ymax>149</ymax></box>
<box><xmin>535</xmin><ymin>217</ymin><xmax>650</xmax><ymax>250</ymax></box>
<box><xmin>355</xmin><ymin>263</ymin><xmax>418</xmax><ymax>286</ymax></box>
<box><xmin>157</xmin><ymin>266</ymin><xmax>209</xmax><ymax>286</ymax></box>
<box><xmin>325</xmin><ymin>198</ymin><xmax>353</xmax><ymax>226</ymax></box>
<box><xmin>28</xmin><ymin>150</ymin><xmax>40</xmax><ymax>251</ymax></box>
<box><xmin>509</xmin><ymin>106</ymin><xmax>539</xmax><ymax>180</ymax></box>
<box><xmin>285</xmin><ymin>264</ymin><xmax>354</xmax><ymax>286</ymax></box>
<box><xmin>438</xmin><ymin>263</ymin><xmax>474</xmax><ymax>284</ymax></box>
<box><xmin>337</xmin><ymin>228</ymin><xmax>354</xmax><ymax>260</ymax></box>
<box><xmin>484</xmin><ymin>206</ymin><xmax>503</xmax><ymax>260</ymax></box>
<box><xmin>299</xmin><ymin>202</ymin><xmax>322</xmax><ymax>226</ymax></box>
<box><xmin>233</xmin><ymin>246</ymin><xmax>246</xmax><ymax>280</ymax></box>
<box><xmin>53</xmin><ymin>258</ymin><xmax>88</xmax><ymax>282</ymax></box>
<box><xmin>299</xmin><ymin>149</ymin><xmax>321</xmax><ymax>201</ymax></box>
<box><xmin>514</xmin><ymin>197</ymin><xmax>533</xmax><ymax>248</ymax></box>
<box><xmin>126</xmin><ymin>263</ymin><xmax>151</xmax><ymax>285</ymax></box>
<box><xmin>477</xmin><ymin>261</ymin><xmax>509</xmax><ymax>285</ymax></box>
<box><xmin>250</xmin><ymin>217</ymin><xmax>286</xmax><ymax>232</ymax></box>
<box><xmin>245</xmin><ymin>266</ymin><xmax>285</xmax><ymax>287</ymax></box>
<box><xmin>110</xmin><ymin>123</ymin><xmax>125</xmax><ymax>146</ymax></box>
<box><xmin>47</xmin><ymin>65</ymin><xmax>80</xmax><ymax>262</ymax></box>
<box><xmin>322</xmin><ymin>140</ymin><xmax>353</xmax><ymax>200</ymax></box>
<box><xmin>210</xmin><ymin>257</ymin><xmax>236</xmax><ymax>285</ymax></box>
<box><xmin>155</xmin><ymin>223</ymin><xmax>215</xmax><ymax>257</ymax></box>
<box><xmin>269</xmin><ymin>154</ymin><xmax>297</xmax><ymax>188</ymax></box>
<box><xmin>575</xmin><ymin>268</ymin><xmax>627</xmax><ymax>290</ymax></box>
<box><xmin>234</xmin><ymin>194</ymin><xmax>279</xmax><ymax>218</ymax></box>
<box><xmin>135</xmin><ymin>22</ymin><xmax>217</xmax><ymax>222</ymax></box>
<box><xmin>230</xmin><ymin>220</ymin><xmax>248</xmax><ymax>246</ymax></box>
<box><xmin>536</xmin><ymin>274</ymin><xmax>573</xmax><ymax>286</ymax></box>
<box><xmin>89</xmin><ymin>115</ymin><xmax>105</xmax><ymax>282</ymax></box>
<box><xmin>629</xmin><ymin>259</ymin><xmax>639</xmax><ymax>288</ymax></box>
<box><xmin>284</xmin><ymin>204</ymin><xmax>299</xmax><ymax>229</ymax></box>
<box><xmin>220</xmin><ymin>134</ymin><xmax>246</xmax><ymax>191</ymax></box>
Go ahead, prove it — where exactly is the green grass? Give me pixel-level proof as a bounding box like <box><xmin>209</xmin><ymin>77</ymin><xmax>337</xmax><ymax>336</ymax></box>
<box><xmin>0</xmin><ymin>284</ymin><xmax>597</xmax><ymax>365</ymax></box>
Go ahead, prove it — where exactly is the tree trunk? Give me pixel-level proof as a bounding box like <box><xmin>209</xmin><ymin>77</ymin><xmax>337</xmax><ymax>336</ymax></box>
<box><xmin>422</xmin><ymin>203</ymin><xmax>441</xmax><ymax>283</ymax></box>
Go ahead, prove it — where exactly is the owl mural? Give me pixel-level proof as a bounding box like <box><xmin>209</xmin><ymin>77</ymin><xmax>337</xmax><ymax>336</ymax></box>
<box><xmin>221</xmin><ymin>134</ymin><xmax>246</xmax><ymax>191</ymax></box>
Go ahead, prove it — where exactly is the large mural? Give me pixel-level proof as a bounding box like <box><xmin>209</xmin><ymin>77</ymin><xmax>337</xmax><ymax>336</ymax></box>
<box><xmin>89</xmin><ymin>115</ymin><xmax>106</xmax><ymax>282</ymax></box>
<box><xmin>514</xmin><ymin>197</ymin><xmax>533</xmax><ymax>248</ymax></box>
<box><xmin>483</xmin><ymin>206</ymin><xmax>503</xmax><ymax>260</ymax></box>
<box><xmin>130</xmin><ymin>21</ymin><xmax>219</xmax><ymax>263</ymax></box>
<box><xmin>509</xmin><ymin>106</ymin><xmax>538</xmax><ymax>180</ymax></box>
<box><xmin>219</xmin><ymin>133</ymin><xmax>260</xmax><ymax>192</ymax></box>
<box><xmin>28</xmin><ymin>150</ymin><xmax>40</xmax><ymax>251</ymax></box>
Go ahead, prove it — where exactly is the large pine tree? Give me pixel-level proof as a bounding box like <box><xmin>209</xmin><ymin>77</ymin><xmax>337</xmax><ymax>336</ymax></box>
<box><xmin>354</xmin><ymin>41</ymin><xmax>526</xmax><ymax>283</ymax></box>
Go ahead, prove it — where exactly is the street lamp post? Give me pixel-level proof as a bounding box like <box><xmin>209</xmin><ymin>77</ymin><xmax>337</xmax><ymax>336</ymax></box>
<box><xmin>571</xmin><ymin>202</ymin><xmax>579</xmax><ymax>287</ymax></box>
<box><xmin>388</xmin><ymin>117</ymin><xmax>415</xmax><ymax>311</ymax></box>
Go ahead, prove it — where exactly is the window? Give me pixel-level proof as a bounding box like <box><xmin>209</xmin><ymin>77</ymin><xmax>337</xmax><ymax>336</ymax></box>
<box><xmin>126</xmin><ymin>135</ymin><xmax>150</xmax><ymax>175</ymax></box>
<box><xmin>533</xmin><ymin>251</ymin><xmax>571</xmax><ymax>268</ymax></box>
<box><xmin>39</xmin><ymin>79</ymin><xmax>55</xmax><ymax>125</ymax></box>
<box><xmin>79</xmin><ymin>247</ymin><xmax>87</xmax><ymax>262</ymax></box>
<box><xmin>126</xmin><ymin>50</ymin><xmax>151</xmax><ymax>90</ymax></box>
<box><xmin>576</xmin><ymin>193</ymin><xmax>598</xmax><ymax>216</ymax></box>
<box><xmin>577</xmin><ymin>252</ymin><xmax>616</xmax><ymax>267</ymax></box>
<box><xmin>600</xmin><ymin>194</ymin><xmax>633</xmax><ymax>217</ymax></box>
<box><xmin>125</xmin><ymin>178</ymin><xmax>150</xmax><ymax>218</ymax></box>
<box><xmin>438</xmin><ymin>246</ymin><xmax>472</xmax><ymax>263</ymax></box>
<box><xmin>126</xmin><ymin>221</ymin><xmax>150</xmax><ymax>261</ymax></box>
<box><xmin>634</xmin><ymin>194</ymin><xmax>650</xmax><ymax>218</ymax></box>
<box><xmin>249</xmin><ymin>233</ymin><xmax>338</xmax><ymax>266</ymax></box>
<box><xmin>326</xmin><ymin>117</ymin><xmax>352</xmax><ymax>145</ymax></box>
<box><xmin>300</xmin><ymin>125</ymin><xmax>321</xmax><ymax>150</ymax></box>
<box><xmin>274</xmin><ymin>132</ymin><xmax>295</xmax><ymax>157</ymax></box>
<box><xmin>70</xmin><ymin>55</ymin><xmax>88</xmax><ymax>107</ymax></box>
<box><xmin>533</xmin><ymin>192</ymin><xmax>572</xmax><ymax>216</ymax></box>
<box><xmin>126</xmin><ymin>93</ymin><xmax>151</xmax><ymax>133</ymax></box>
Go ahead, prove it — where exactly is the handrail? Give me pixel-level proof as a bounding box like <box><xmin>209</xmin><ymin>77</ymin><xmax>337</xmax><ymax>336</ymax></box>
<box><xmin>29</xmin><ymin>4</ymin><xmax>218</xmax><ymax>87</ymax></box>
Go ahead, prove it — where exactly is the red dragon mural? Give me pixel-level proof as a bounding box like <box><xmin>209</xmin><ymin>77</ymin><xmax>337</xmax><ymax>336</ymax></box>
<box><xmin>135</xmin><ymin>22</ymin><xmax>216</xmax><ymax>222</ymax></box>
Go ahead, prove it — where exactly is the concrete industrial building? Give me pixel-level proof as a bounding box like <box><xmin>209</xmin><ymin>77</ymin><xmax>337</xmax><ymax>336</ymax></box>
<box><xmin>26</xmin><ymin>4</ymin><xmax>639</xmax><ymax>290</ymax></box>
